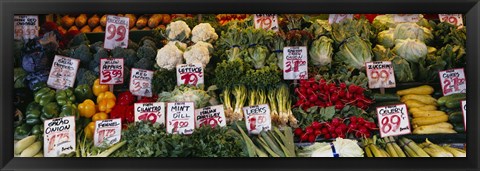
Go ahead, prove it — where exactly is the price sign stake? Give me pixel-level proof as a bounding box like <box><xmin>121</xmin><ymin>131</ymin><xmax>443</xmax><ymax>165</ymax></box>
<box><xmin>243</xmin><ymin>104</ymin><xmax>271</xmax><ymax>134</ymax></box>
<box><xmin>254</xmin><ymin>14</ymin><xmax>279</xmax><ymax>32</ymax></box>
<box><xmin>439</xmin><ymin>68</ymin><xmax>466</xmax><ymax>96</ymax></box>
<box><xmin>376</xmin><ymin>104</ymin><xmax>411</xmax><ymax>138</ymax></box>
<box><xmin>44</xmin><ymin>116</ymin><xmax>76</xmax><ymax>157</ymax></box>
<box><xmin>104</xmin><ymin>15</ymin><xmax>129</xmax><ymax>49</ymax></box>
<box><xmin>283</xmin><ymin>46</ymin><xmax>308</xmax><ymax>80</ymax></box>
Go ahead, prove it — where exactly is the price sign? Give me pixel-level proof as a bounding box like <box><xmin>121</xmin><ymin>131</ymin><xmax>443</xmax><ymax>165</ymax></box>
<box><xmin>194</xmin><ymin>105</ymin><xmax>226</xmax><ymax>128</ymax></box>
<box><xmin>100</xmin><ymin>58</ymin><xmax>124</xmax><ymax>85</ymax></box>
<box><xmin>393</xmin><ymin>14</ymin><xmax>421</xmax><ymax>23</ymax></box>
<box><xmin>93</xmin><ymin>118</ymin><xmax>121</xmax><ymax>147</ymax></box>
<box><xmin>166</xmin><ymin>102</ymin><xmax>195</xmax><ymax>135</ymax></box>
<box><xmin>439</xmin><ymin>14</ymin><xmax>463</xmax><ymax>26</ymax></box>
<box><xmin>104</xmin><ymin>15</ymin><xmax>129</xmax><ymax>50</ymax></box>
<box><xmin>376</xmin><ymin>104</ymin><xmax>411</xmax><ymax>138</ymax></box>
<box><xmin>43</xmin><ymin>116</ymin><xmax>76</xmax><ymax>157</ymax></box>
<box><xmin>439</xmin><ymin>68</ymin><xmax>466</xmax><ymax>96</ymax></box>
<box><xmin>176</xmin><ymin>63</ymin><xmax>204</xmax><ymax>86</ymax></box>
<box><xmin>461</xmin><ymin>100</ymin><xmax>466</xmax><ymax>131</ymax></box>
<box><xmin>365</xmin><ymin>61</ymin><xmax>396</xmax><ymax>89</ymax></box>
<box><xmin>243</xmin><ymin>104</ymin><xmax>271</xmax><ymax>134</ymax></box>
<box><xmin>134</xmin><ymin>102</ymin><xmax>165</xmax><ymax>125</ymax></box>
<box><xmin>14</xmin><ymin>15</ymin><xmax>39</xmax><ymax>40</ymax></box>
<box><xmin>328</xmin><ymin>14</ymin><xmax>354</xmax><ymax>24</ymax></box>
<box><xmin>47</xmin><ymin>55</ymin><xmax>80</xmax><ymax>90</ymax></box>
<box><xmin>283</xmin><ymin>46</ymin><xmax>308</xmax><ymax>80</ymax></box>
<box><xmin>254</xmin><ymin>14</ymin><xmax>279</xmax><ymax>32</ymax></box>
<box><xmin>129</xmin><ymin>68</ymin><xmax>153</xmax><ymax>97</ymax></box>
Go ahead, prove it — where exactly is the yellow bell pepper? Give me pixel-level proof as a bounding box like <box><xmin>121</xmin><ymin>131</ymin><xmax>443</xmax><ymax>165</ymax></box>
<box><xmin>84</xmin><ymin>122</ymin><xmax>96</xmax><ymax>139</ymax></box>
<box><xmin>78</xmin><ymin>99</ymin><xmax>96</xmax><ymax>118</ymax></box>
<box><xmin>93</xmin><ymin>79</ymin><xmax>109</xmax><ymax>96</ymax></box>
<box><xmin>98</xmin><ymin>98</ymin><xmax>116</xmax><ymax>113</ymax></box>
<box><xmin>92</xmin><ymin>112</ymin><xmax>109</xmax><ymax>122</ymax></box>
<box><xmin>96</xmin><ymin>91</ymin><xmax>116</xmax><ymax>104</ymax></box>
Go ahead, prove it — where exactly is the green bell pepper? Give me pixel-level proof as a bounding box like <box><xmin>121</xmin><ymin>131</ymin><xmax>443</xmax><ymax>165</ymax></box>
<box><xmin>42</xmin><ymin>102</ymin><xmax>59</xmax><ymax>119</ymax></box>
<box><xmin>74</xmin><ymin>84</ymin><xmax>94</xmax><ymax>103</ymax></box>
<box><xmin>35</xmin><ymin>87</ymin><xmax>55</xmax><ymax>106</ymax></box>
<box><xmin>31</xmin><ymin>124</ymin><xmax>43</xmax><ymax>135</ymax></box>
<box><xmin>56</xmin><ymin>88</ymin><xmax>76</xmax><ymax>106</ymax></box>
<box><xmin>14</xmin><ymin>124</ymin><xmax>32</xmax><ymax>140</ymax></box>
<box><xmin>59</xmin><ymin>103</ymin><xmax>80</xmax><ymax>120</ymax></box>
<box><xmin>25</xmin><ymin>102</ymin><xmax>42</xmax><ymax>126</ymax></box>
<box><xmin>32</xmin><ymin>82</ymin><xmax>47</xmax><ymax>92</ymax></box>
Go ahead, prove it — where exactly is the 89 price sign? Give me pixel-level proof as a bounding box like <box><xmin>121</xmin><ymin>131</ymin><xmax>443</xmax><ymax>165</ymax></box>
<box><xmin>376</xmin><ymin>104</ymin><xmax>411</xmax><ymax>138</ymax></box>
<box><xmin>283</xmin><ymin>46</ymin><xmax>308</xmax><ymax>80</ymax></box>
<box><xmin>254</xmin><ymin>14</ymin><xmax>279</xmax><ymax>32</ymax></box>
<box><xmin>439</xmin><ymin>68</ymin><xmax>466</xmax><ymax>96</ymax></box>
<box><xmin>439</xmin><ymin>14</ymin><xmax>463</xmax><ymax>26</ymax></box>
<box><xmin>104</xmin><ymin>15</ymin><xmax>129</xmax><ymax>50</ymax></box>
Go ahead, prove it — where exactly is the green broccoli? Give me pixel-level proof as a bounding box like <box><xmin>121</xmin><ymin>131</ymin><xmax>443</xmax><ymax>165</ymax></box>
<box><xmin>139</xmin><ymin>36</ymin><xmax>157</xmax><ymax>49</ymax></box>
<box><xmin>71</xmin><ymin>44</ymin><xmax>93</xmax><ymax>68</ymax></box>
<box><xmin>136</xmin><ymin>46</ymin><xmax>157</xmax><ymax>60</ymax></box>
<box><xmin>90</xmin><ymin>41</ymin><xmax>104</xmax><ymax>53</ymax></box>
<box><xmin>68</xmin><ymin>33</ymin><xmax>90</xmax><ymax>48</ymax></box>
<box><xmin>111</xmin><ymin>47</ymin><xmax>126</xmax><ymax>58</ymax></box>
<box><xmin>133</xmin><ymin>58</ymin><xmax>155</xmax><ymax>70</ymax></box>
<box><xmin>128</xmin><ymin>40</ymin><xmax>139</xmax><ymax>51</ymax></box>
<box><xmin>125</xmin><ymin>49</ymin><xmax>138</xmax><ymax>68</ymax></box>
<box><xmin>152</xmin><ymin>68</ymin><xmax>177</xmax><ymax>94</ymax></box>
<box><xmin>76</xmin><ymin>68</ymin><xmax>97</xmax><ymax>86</ymax></box>
<box><xmin>88</xmin><ymin>61</ymin><xmax>100</xmax><ymax>76</ymax></box>
<box><xmin>94</xmin><ymin>48</ymin><xmax>109</xmax><ymax>61</ymax></box>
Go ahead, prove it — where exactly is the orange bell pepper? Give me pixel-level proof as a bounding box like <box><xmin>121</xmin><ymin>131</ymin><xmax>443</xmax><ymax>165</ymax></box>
<box><xmin>84</xmin><ymin>122</ymin><xmax>96</xmax><ymax>139</ymax></box>
<box><xmin>92</xmin><ymin>112</ymin><xmax>109</xmax><ymax>122</ymax></box>
<box><xmin>98</xmin><ymin>98</ymin><xmax>116</xmax><ymax>113</ymax></box>
<box><xmin>78</xmin><ymin>99</ymin><xmax>96</xmax><ymax>118</ymax></box>
<box><xmin>96</xmin><ymin>91</ymin><xmax>116</xmax><ymax>104</ymax></box>
<box><xmin>93</xmin><ymin>79</ymin><xmax>109</xmax><ymax>96</ymax></box>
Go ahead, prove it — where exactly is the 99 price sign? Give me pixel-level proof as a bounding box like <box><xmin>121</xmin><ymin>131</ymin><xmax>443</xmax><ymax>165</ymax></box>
<box><xmin>104</xmin><ymin>15</ymin><xmax>129</xmax><ymax>50</ymax></box>
<box><xmin>283</xmin><ymin>46</ymin><xmax>308</xmax><ymax>80</ymax></box>
<box><xmin>439</xmin><ymin>68</ymin><xmax>466</xmax><ymax>96</ymax></box>
<box><xmin>439</xmin><ymin>14</ymin><xmax>463</xmax><ymax>26</ymax></box>
<box><xmin>254</xmin><ymin>14</ymin><xmax>279</xmax><ymax>32</ymax></box>
<box><xmin>376</xmin><ymin>104</ymin><xmax>411</xmax><ymax>138</ymax></box>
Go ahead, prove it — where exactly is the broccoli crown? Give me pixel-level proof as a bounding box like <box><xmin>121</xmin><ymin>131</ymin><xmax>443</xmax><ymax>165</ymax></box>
<box><xmin>76</xmin><ymin>68</ymin><xmax>97</xmax><ymax>86</ymax></box>
<box><xmin>133</xmin><ymin>57</ymin><xmax>155</xmax><ymax>70</ymax></box>
<box><xmin>90</xmin><ymin>41</ymin><xmax>104</xmax><ymax>53</ymax></box>
<box><xmin>125</xmin><ymin>49</ymin><xmax>138</xmax><ymax>68</ymax></box>
<box><xmin>136</xmin><ymin>46</ymin><xmax>157</xmax><ymax>60</ymax></box>
<box><xmin>115</xmin><ymin>67</ymin><xmax>131</xmax><ymax>89</ymax></box>
<box><xmin>94</xmin><ymin>48</ymin><xmax>109</xmax><ymax>61</ymax></box>
<box><xmin>71</xmin><ymin>44</ymin><xmax>93</xmax><ymax>68</ymax></box>
<box><xmin>69</xmin><ymin>33</ymin><xmax>90</xmax><ymax>48</ymax></box>
<box><xmin>88</xmin><ymin>61</ymin><xmax>100</xmax><ymax>77</ymax></box>
<box><xmin>112</xmin><ymin>47</ymin><xmax>127</xmax><ymax>59</ymax></box>
<box><xmin>128</xmin><ymin>40</ymin><xmax>139</xmax><ymax>51</ymax></box>
<box><xmin>139</xmin><ymin>36</ymin><xmax>157</xmax><ymax>49</ymax></box>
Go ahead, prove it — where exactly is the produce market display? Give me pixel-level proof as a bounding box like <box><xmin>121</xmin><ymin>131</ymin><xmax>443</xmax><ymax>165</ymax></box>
<box><xmin>13</xmin><ymin>13</ymin><xmax>467</xmax><ymax>158</ymax></box>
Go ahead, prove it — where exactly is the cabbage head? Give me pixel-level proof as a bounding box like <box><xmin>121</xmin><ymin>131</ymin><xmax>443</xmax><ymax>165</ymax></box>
<box><xmin>393</xmin><ymin>23</ymin><xmax>425</xmax><ymax>41</ymax></box>
<box><xmin>309</xmin><ymin>36</ymin><xmax>334</xmax><ymax>66</ymax></box>
<box><xmin>393</xmin><ymin>38</ymin><xmax>427</xmax><ymax>63</ymax></box>
<box><xmin>335</xmin><ymin>36</ymin><xmax>373</xmax><ymax>69</ymax></box>
<box><xmin>377</xmin><ymin>28</ymin><xmax>395</xmax><ymax>48</ymax></box>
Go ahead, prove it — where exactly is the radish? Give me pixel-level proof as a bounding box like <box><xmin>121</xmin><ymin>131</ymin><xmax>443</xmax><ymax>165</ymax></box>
<box><xmin>308</xmin><ymin>134</ymin><xmax>316</xmax><ymax>142</ymax></box>
<box><xmin>324</xmin><ymin>134</ymin><xmax>331</xmax><ymax>140</ymax></box>
<box><xmin>294</xmin><ymin>128</ymin><xmax>304</xmax><ymax>136</ymax></box>
<box><xmin>312</xmin><ymin>121</ymin><xmax>321</xmax><ymax>130</ymax></box>
<box><xmin>305</xmin><ymin>126</ymin><xmax>314</xmax><ymax>134</ymax></box>
<box><xmin>331</xmin><ymin>133</ymin><xmax>338</xmax><ymax>138</ymax></box>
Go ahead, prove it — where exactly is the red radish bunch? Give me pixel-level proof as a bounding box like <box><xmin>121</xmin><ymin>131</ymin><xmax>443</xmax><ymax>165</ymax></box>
<box><xmin>294</xmin><ymin>116</ymin><xmax>378</xmax><ymax>143</ymax></box>
<box><xmin>294</xmin><ymin>77</ymin><xmax>373</xmax><ymax>111</ymax></box>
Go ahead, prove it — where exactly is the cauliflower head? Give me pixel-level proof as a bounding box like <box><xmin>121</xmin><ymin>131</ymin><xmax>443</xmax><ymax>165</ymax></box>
<box><xmin>166</xmin><ymin>20</ymin><xmax>191</xmax><ymax>42</ymax></box>
<box><xmin>167</xmin><ymin>41</ymin><xmax>188</xmax><ymax>51</ymax></box>
<box><xmin>156</xmin><ymin>44</ymin><xmax>184</xmax><ymax>70</ymax></box>
<box><xmin>183</xmin><ymin>41</ymin><xmax>213</xmax><ymax>68</ymax></box>
<box><xmin>191</xmin><ymin>23</ymin><xmax>218</xmax><ymax>43</ymax></box>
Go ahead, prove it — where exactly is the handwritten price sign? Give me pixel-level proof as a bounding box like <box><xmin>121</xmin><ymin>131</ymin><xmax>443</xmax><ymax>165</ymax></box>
<box><xmin>94</xmin><ymin>118</ymin><xmax>121</xmax><ymax>147</ymax></box>
<box><xmin>43</xmin><ymin>116</ymin><xmax>76</xmax><ymax>157</ymax></box>
<box><xmin>47</xmin><ymin>55</ymin><xmax>80</xmax><ymax>90</ymax></box>
<box><xmin>439</xmin><ymin>68</ymin><xmax>466</xmax><ymax>96</ymax></box>
<box><xmin>100</xmin><ymin>58</ymin><xmax>124</xmax><ymax>85</ymax></box>
<box><xmin>104</xmin><ymin>15</ymin><xmax>129</xmax><ymax>49</ymax></box>
<box><xmin>14</xmin><ymin>15</ymin><xmax>39</xmax><ymax>40</ymax></box>
<box><xmin>376</xmin><ymin>104</ymin><xmax>411</xmax><ymax>138</ymax></box>
<box><xmin>393</xmin><ymin>14</ymin><xmax>421</xmax><ymax>23</ymax></box>
<box><xmin>461</xmin><ymin>100</ymin><xmax>466</xmax><ymax>131</ymax></box>
<box><xmin>328</xmin><ymin>14</ymin><xmax>353</xmax><ymax>24</ymax></box>
<box><xmin>243</xmin><ymin>104</ymin><xmax>271</xmax><ymax>134</ymax></box>
<box><xmin>254</xmin><ymin>14</ymin><xmax>279</xmax><ymax>32</ymax></box>
<box><xmin>130</xmin><ymin>68</ymin><xmax>153</xmax><ymax>97</ymax></box>
<box><xmin>194</xmin><ymin>105</ymin><xmax>226</xmax><ymax>128</ymax></box>
<box><xmin>166</xmin><ymin>102</ymin><xmax>195</xmax><ymax>135</ymax></box>
<box><xmin>134</xmin><ymin>102</ymin><xmax>165</xmax><ymax>125</ymax></box>
<box><xmin>176</xmin><ymin>63</ymin><xmax>204</xmax><ymax>86</ymax></box>
<box><xmin>365</xmin><ymin>61</ymin><xmax>396</xmax><ymax>89</ymax></box>
<box><xmin>439</xmin><ymin>14</ymin><xmax>463</xmax><ymax>26</ymax></box>
<box><xmin>283</xmin><ymin>46</ymin><xmax>308</xmax><ymax>80</ymax></box>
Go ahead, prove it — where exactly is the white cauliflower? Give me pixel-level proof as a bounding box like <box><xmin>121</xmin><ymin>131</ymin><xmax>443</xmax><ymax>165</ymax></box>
<box><xmin>183</xmin><ymin>41</ymin><xmax>213</xmax><ymax>68</ymax></box>
<box><xmin>156</xmin><ymin>44</ymin><xmax>184</xmax><ymax>70</ymax></box>
<box><xmin>165</xmin><ymin>20</ymin><xmax>191</xmax><ymax>42</ymax></box>
<box><xmin>191</xmin><ymin>23</ymin><xmax>218</xmax><ymax>43</ymax></box>
<box><xmin>167</xmin><ymin>41</ymin><xmax>188</xmax><ymax>51</ymax></box>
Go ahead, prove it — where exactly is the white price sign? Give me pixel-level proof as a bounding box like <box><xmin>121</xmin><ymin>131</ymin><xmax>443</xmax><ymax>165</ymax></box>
<box><xmin>47</xmin><ymin>55</ymin><xmax>80</xmax><ymax>90</ymax></box>
<box><xmin>365</xmin><ymin>61</ymin><xmax>396</xmax><ymax>89</ymax></box>
<box><xmin>393</xmin><ymin>14</ymin><xmax>421</xmax><ymax>23</ymax></box>
<box><xmin>176</xmin><ymin>63</ymin><xmax>204</xmax><ymax>86</ymax></box>
<box><xmin>439</xmin><ymin>14</ymin><xmax>463</xmax><ymax>26</ymax></box>
<box><xmin>94</xmin><ymin>118</ymin><xmax>122</xmax><ymax>147</ymax></box>
<box><xmin>254</xmin><ymin>14</ymin><xmax>279</xmax><ymax>32</ymax></box>
<box><xmin>283</xmin><ymin>46</ymin><xmax>308</xmax><ymax>80</ymax></box>
<box><xmin>100</xmin><ymin>58</ymin><xmax>124</xmax><ymax>85</ymax></box>
<box><xmin>243</xmin><ymin>104</ymin><xmax>271</xmax><ymax>134</ymax></box>
<box><xmin>134</xmin><ymin>102</ymin><xmax>165</xmax><ymax>125</ymax></box>
<box><xmin>104</xmin><ymin>15</ymin><xmax>129</xmax><ymax>50</ymax></box>
<box><xmin>166</xmin><ymin>102</ymin><xmax>195</xmax><ymax>135</ymax></box>
<box><xmin>328</xmin><ymin>14</ymin><xmax>354</xmax><ymax>24</ymax></box>
<box><xmin>461</xmin><ymin>100</ymin><xmax>466</xmax><ymax>131</ymax></box>
<box><xmin>439</xmin><ymin>68</ymin><xmax>466</xmax><ymax>96</ymax></box>
<box><xmin>129</xmin><ymin>68</ymin><xmax>153</xmax><ymax>97</ymax></box>
<box><xmin>14</xmin><ymin>15</ymin><xmax>39</xmax><ymax>40</ymax></box>
<box><xmin>43</xmin><ymin>116</ymin><xmax>76</xmax><ymax>157</ymax></box>
<box><xmin>195</xmin><ymin>105</ymin><xmax>226</xmax><ymax>128</ymax></box>
<box><xmin>376</xmin><ymin>104</ymin><xmax>411</xmax><ymax>138</ymax></box>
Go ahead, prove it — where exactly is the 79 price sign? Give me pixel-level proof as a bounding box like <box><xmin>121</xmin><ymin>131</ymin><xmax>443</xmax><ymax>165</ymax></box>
<box><xmin>254</xmin><ymin>14</ymin><xmax>279</xmax><ymax>32</ymax></box>
<box><xmin>104</xmin><ymin>15</ymin><xmax>129</xmax><ymax>50</ymax></box>
<box><xmin>439</xmin><ymin>68</ymin><xmax>466</xmax><ymax>96</ymax></box>
<box><xmin>439</xmin><ymin>14</ymin><xmax>463</xmax><ymax>26</ymax></box>
<box><xmin>376</xmin><ymin>104</ymin><xmax>411</xmax><ymax>138</ymax></box>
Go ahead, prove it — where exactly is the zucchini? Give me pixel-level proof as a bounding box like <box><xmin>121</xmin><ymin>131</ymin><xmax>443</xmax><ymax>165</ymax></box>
<box><xmin>20</xmin><ymin>141</ymin><xmax>42</xmax><ymax>157</ymax></box>
<box><xmin>14</xmin><ymin>135</ymin><xmax>37</xmax><ymax>155</ymax></box>
<box><xmin>397</xmin><ymin>85</ymin><xmax>434</xmax><ymax>96</ymax></box>
<box><xmin>373</xmin><ymin>93</ymin><xmax>400</xmax><ymax>102</ymax></box>
<box><xmin>446</xmin><ymin>99</ymin><xmax>463</xmax><ymax>109</ymax></box>
<box><xmin>404</xmin><ymin>99</ymin><xmax>427</xmax><ymax>108</ymax></box>
<box><xmin>453</xmin><ymin>123</ymin><xmax>465</xmax><ymax>133</ymax></box>
<box><xmin>448</xmin><ymin>111</ymin><xmax>464</xmax><ymax>123</ymax></box>
<box><xmin>400</xmin><ymin>94</ymin><xmax>437</xmax><ymax>106</ymax></box>
<box><xmin>438</xmin><ymin>93</ymin><xmax>466</xmax><ymax>106</ymax></box>
<box><xmin>412</xmin><ymin>114</ymin><xmax>449</xmax><ymax>126</ymax></box>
